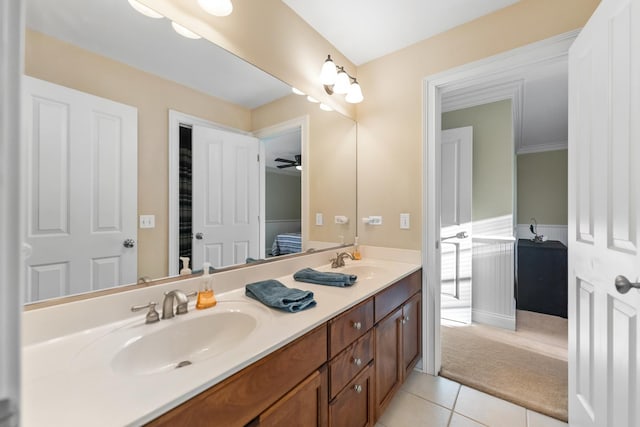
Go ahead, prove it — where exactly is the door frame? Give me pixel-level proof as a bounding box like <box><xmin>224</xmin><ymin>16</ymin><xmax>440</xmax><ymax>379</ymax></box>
<box><xmin>253</xmin><ymin>115</ymin><xmax>310</xmax><ymax>256</ymax></box>
<box><xmin>167</xmin><ymin>110</ymin><xmax>254</xmax><ymax>276</ymax></box>
<box><xmin>421</xmin><ymin>29</ymin><xmax>579</xmax><ymax>375</ymax></box>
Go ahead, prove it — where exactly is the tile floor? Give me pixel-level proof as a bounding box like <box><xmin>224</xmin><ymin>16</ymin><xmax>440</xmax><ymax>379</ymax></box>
<box><xmin>376</xmin><ymin>371</ymin><xmax>568</xmax><ymax>427</ymax></box>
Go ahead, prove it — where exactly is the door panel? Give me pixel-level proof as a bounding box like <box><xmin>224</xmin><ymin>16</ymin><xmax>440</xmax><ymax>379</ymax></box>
<box><xmin>568</xmin><ymin>0</ymin><xmax>640</xmax><ymax>425</ymax></box>
<box><xmin>23</xmin><ymin>77</ymin><xmax>137</xmax><ymax>302</ymax></box>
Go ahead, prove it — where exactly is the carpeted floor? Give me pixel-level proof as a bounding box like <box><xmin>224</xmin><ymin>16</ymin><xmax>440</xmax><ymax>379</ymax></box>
<box><xmin>440</xmin><ymin>312</ymin><xmax>568</xmax><ymax>422</ymax></box>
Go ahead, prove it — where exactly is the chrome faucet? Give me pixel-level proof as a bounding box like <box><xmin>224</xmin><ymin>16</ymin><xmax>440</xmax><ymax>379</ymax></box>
<box><xmin>331</xmin><ymin>252</ymin><xmax>354</xmax><ymax>268</ymax></box>
<box><xmin>161</xmin><ymin>290</ymin><xmax>190</xmax><ymax>319</ymax></box>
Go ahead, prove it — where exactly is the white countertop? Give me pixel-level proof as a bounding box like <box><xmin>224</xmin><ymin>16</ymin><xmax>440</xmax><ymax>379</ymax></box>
<box><xmin>22</xmin><ymin>255</ymin><xmax>420</xmax><ymax>426</ymax></box>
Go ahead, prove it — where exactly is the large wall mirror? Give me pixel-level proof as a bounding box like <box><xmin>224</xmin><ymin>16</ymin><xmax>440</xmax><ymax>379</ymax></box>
<box><xmin>23</xmin><ymin>0</ymin><xmax>357</xmax><ymax>304</ymax></box>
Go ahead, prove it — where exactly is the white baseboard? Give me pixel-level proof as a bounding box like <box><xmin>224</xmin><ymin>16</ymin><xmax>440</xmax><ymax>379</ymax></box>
<box><xmin>472</xmin><ymin>308</ymin><xmax>516</xmax><ymax>331</ymax></box>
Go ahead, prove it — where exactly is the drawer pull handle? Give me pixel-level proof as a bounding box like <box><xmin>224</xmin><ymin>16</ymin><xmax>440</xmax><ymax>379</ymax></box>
<box><xmin>353</xmin><ymin>357</ymin><xmax>362</xmax><ymax>366</ymax></box>
<box><xmin>401</xmin><ymin>315</ymin><xmax>410</xmax><ymax>325</ymax></box>
<box><xmin>353</xmin><ymin>384</ymin><xmax>363</xmax><ymax>393</ymax></box>
<box><xmin>352</xmin><ymin>321</ymin><xmax>362</xmax><ymax>330</ymax></box>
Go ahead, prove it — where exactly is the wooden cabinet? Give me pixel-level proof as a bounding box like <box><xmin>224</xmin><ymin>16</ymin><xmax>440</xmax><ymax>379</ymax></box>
<box><xmin>149</xmin><ymin>269</ymin><xmax>422</xmax><ymax>427</ymax></box>
<box><xmin>329</xmin><ymin>363</ymin><xmax>375</xmax><ymax>427</ymax></box>
<box><xmin>256</xmin><ymin>367</ymin><xmax>328</xmax><ymax>427</ymax></box>
<box><xmin>373</xmin><ymin>270</ymin><xmax>422</xmax><ymax>419</ymax></box>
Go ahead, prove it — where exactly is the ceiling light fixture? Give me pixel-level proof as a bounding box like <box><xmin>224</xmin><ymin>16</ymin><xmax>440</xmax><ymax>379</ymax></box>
<box><xmin>198</xmin><ymin>0</ymin><xmax>233</xmax><ymax>17</ymax></box>
<box><xmin>127</xmin><ymin>0</ymin><xmax>163</xmax><ymax>18</ymax></box>
<box><xmin>306</xmin><ymin>95</ymin><xmax>319</xmax><ymax>103</ymax></box>
<box><xmin>320</xmin><ymin>55</ymin><xmax>363</xmax><ymax>104</ymax></box>
<box><xmin>171</xmin><ymin>21</ymin><xmax>202</xmax><ymax>39</ymax></box>
<box><xmin>291</xmin><ymin>87</ymin><xmax>305</xmax><ymax>95</ymax></box>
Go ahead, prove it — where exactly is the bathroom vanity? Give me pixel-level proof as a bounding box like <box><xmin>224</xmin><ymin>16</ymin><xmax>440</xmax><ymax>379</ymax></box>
<box><xmin>22</xmin><ymin>249</ymin><xmax>421</xmax><ymax>427</ymax></box>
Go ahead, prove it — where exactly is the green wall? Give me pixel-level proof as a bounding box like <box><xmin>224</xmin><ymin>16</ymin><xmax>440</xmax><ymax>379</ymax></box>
<box><xmin>442</xmin><ymin>100</ymin><xmax>513</xmax><ymax>221</ymax></box>
<box><xmin>517</xmin><ymin>149</ymin><xmax>568</xmax><ymax>225</ymax></box>
<box><xmin>266</xmin><ymin>170</ymin><xmax>301</xmax><ymax>220</ymax></box>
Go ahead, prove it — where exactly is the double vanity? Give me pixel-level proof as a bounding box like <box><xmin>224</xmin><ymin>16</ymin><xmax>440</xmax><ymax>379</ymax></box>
<box><xmin>22</xmin><ymin>248</ymin><xmax>421</xmax><ymax>426</ymax></box>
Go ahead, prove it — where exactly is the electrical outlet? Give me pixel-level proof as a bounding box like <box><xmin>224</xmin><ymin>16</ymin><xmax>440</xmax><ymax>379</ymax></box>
<box><xmin>139</xmin><ymin>215</ymin><xmax>155</xmax><ymax>229</ymax></box>
<box><xmin>315</xmin><ymin>213</ymin><xmax>323</xmax><ymax>226</ymax></box>
<box><xmin>400</xmin><ymin>213</ymin><xmax>410</xmax><ymax>229</ymax></box>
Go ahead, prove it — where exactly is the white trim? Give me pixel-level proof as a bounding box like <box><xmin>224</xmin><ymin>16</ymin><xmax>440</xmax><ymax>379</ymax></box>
<box><xmin>1</xmin><ymin>0</ymin><xmax>22</xmax><ymax>422</ymax></box>
<box><xmin>472</xmin><ymin>309</ymin><xmax>516</xmax><ymax>330</ymax></box>
<box><xmin>517</xmin><ymin>140</ymin><xmax>568</xmax><ymax>154</ymax></box>
<box><xmin>423</xmin><ymin>29</ymin><xmax>579</xmax><ymax>376</ymax></box>
<box><xmin>167</xmin><ymin>110</ymin><xmax>253</xmax><ymax>276</ymax></box>
<box><xmin>253</xmin><ymin>115</ymin><xmax>310</xmax><ymax>255</ymax></box>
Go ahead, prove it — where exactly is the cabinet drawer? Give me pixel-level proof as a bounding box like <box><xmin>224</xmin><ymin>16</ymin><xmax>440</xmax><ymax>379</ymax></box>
<box><xmin>374</xmin><ymin>270</ymin><xmax>421</xmax><ymax>322</ymax></box>
<box><xmin>329</xmin><ymin>363</ymin><xmax>374</xmax><ymax>427</ymax></box>
<box><xmin>329</xmin><ymin>330</ymin><xmax>374</xmax><ymax>399</ymax></box>
<box><xmin>329</xmin><ymin>298</ymin><xmax>374</xmax><ymax>358</ymax></box>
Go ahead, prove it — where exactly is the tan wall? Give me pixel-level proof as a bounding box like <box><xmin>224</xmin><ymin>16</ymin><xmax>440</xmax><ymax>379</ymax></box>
<box><xmin>25</xmin><ymin>30</ymin><xmax>251</xmax><ymax>279</ymax></box>
<box><xmin>141</xmin><ymin>0</ymin><xmax>357</xmax><ymax>119</ymax></box>
<box><xmin>517</xmin><ymin>150</ymin><xmax>568</xmax><ymax>225</ymax></box>
<box><xmin>356</xmin><ymin>0</ymin><xmax>599</xmax><ymax>249</ymax></box>
<box><xmin>252</xmin><ymin>95</ymin><xmax>357</xmax><ymax>244</ymax></box>
<box><xmin>442</xmin><ymin>100</ymin><xmax>513</xmax><ymax>222</ymax></box>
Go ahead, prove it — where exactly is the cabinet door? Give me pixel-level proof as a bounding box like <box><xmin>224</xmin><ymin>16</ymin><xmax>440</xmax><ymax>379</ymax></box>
<box><xmin>374</xmin><ymin>307</ymin><xmax>403</xmax><ymax>418</ymax></box>
<box><xmin>402</xmin><ymin>292</ymin><xmax>421</xmax><ymax>377</ymax></box>
<box><xmin>329</xmin><ymin>363</ymin><xmax>374</xmax><ymax>427</ymax></box>
<box><xmin>258</xmin><ymin>367</ymin><xmax>328</xmax><ymax>427</ymax></box>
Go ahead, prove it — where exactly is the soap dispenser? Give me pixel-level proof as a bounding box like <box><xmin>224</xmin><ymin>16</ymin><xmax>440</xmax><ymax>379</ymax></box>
<box><xmin>196</xmin><ymin>262</ymin><xmax>217</xmax><ymax>309</ymax></box>
<box><xmin>352</xmin><ymin>236</ymin><xmax>362</xmax><ymax>260</ymax></box>
<box><xmin>179</xmin><ymin>256</ymin><xmax>192</xmax><ymax>275</ymax></box>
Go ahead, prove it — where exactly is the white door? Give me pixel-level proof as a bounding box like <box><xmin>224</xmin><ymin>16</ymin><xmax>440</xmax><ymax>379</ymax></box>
<box><xmin>192</xmin><ymin>125</ymin><xmax>259</xmax><ymax>269</ymax></box>
<box><xmin>440</xmin><ymin>126</ymin><xmax>473</xmax><ymax>324</ymax></box>
<box><xmin>23</xmin><ymin>77</ymin><xmax>137</xmax><ymax>302</ymax></box>
<box><xmin>568</xmin><ymin>0</ymin><xmax>640</xmax><ymax>425</ymax></box>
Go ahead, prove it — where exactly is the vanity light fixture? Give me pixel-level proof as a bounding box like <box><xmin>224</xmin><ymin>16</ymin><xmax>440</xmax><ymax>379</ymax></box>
<box><xmin>198</xmin><ymin>0</ymin><xmax>233</xmax><ymax>17</ymax></box>
<box><xmin>320</xmin><ymin>55</ymin><xmax>364</xmax><ymax>104</ymax></box>
<box><xmin>171</xmin><ymin>21</ymin><xmax>202</xmax><ymax>39</ymax></box>
<box><xmin>127</xmin><ymin>0</ymin><xmax>163</xmax><ymax>18</ymax></box>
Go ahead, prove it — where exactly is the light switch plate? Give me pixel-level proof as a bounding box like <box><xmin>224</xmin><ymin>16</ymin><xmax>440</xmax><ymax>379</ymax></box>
<box><xmin>139</xmin><ymin>215</ymin><xmax>155</xmax><ymax>229</ymax></box>
<box><xmin>400</xmin><ymin>213</ymin><xmax>410</xmax><ymax>229</ymax></box>
<box><xmin>315</xmin><ymin>213</ymin><xmax>323</xmax><ymax>226</ymax></box>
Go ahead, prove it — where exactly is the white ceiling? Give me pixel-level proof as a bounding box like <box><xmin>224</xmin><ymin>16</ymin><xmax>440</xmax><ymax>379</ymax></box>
<box><xmin>282</xmin><ymin>0</ymin><xmax>520</xmax><ymax>65</ymax></box>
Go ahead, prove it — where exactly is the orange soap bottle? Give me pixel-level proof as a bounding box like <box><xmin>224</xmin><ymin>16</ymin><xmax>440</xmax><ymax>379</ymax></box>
<box><xmin>196</xmin><ymin>262</ymin><xmax>217</xmax><ymax>309</ymax></box>
<box><xmin>352</xmin><ymin>236</ymin><xmax>362</xmax><ymax>260</ymax></box>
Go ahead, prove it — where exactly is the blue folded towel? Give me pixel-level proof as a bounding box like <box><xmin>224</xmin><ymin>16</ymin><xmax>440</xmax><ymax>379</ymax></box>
<box><xmin>245</xmin><ymin>279</ymin><xmax>316</xmax><ymax>313</ymax></box>
<box><xmin>293</xmin><ymin>268</ymin><xmax>358</xmax><ymax>287</ymax></box>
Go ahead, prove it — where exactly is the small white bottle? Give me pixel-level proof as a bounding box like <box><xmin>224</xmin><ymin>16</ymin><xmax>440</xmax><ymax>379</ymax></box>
<box><xmin>179</xmin><ymin>257</ymin><xmax>192</xmax><ymax>275</ymax></box>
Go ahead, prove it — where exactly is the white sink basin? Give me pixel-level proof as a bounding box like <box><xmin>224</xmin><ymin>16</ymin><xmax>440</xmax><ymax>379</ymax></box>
<box><xmin>73</xmin><ymin>300</ymin><xmax>271</xmax><ymax>376</ymax></box>
<box><xmin>335</xmin><ymin>264</ymin><xmax>389</xmax><ymax>280</ymax></box>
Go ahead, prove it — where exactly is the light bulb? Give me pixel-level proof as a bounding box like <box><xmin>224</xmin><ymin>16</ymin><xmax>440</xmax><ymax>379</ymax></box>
<box><xmin>295</xmin><ymin>165</ymin><xmax>302</xmax><ymax>171</ymax></box>
<box><xmin>291</xmin><ymin>87</ymin><xmax>305</xmax><ymax>95</ymax></box>
<box><xmin>320</xmin><ymin>55</ymin><xmax>338</xmax><ymax>86</ymax></box>
<box><xmin>306</xmin><ymin>96</ymin><xmax>319</xmax><ymax>103</ymax></box>
<box><xmin>128</xmin><ymin>0</ymin><xmax>163</xmax><ymax>18</ymax></box>
<box><xmin>345</xmin><ymin>81</ymin><xmax>364</xmax><ymax>104</ymax></box>
<box><xmin>319</xmin><ymin>103</ymin><xmax>333</xmax><ymax>111</ymax></box>
<box><xmin>171</xmin><ymin>21</ymin><xmax>202</xmax><ymax>39</ymax></box>
<box><xmin>198</xmin><ymin>0</ymin><xmax>233</xmax><ymax>17</ymax></box>
<box><xmin>333</xmin><ymin>69</ymin><xmax>350</xmax><ymax>94</ymax></box>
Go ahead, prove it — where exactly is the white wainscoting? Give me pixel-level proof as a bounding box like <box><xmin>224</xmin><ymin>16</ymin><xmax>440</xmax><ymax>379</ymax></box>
<box><xmin>516</xmin><ymin>224</ymin><xmax>568</xmax><ymax>246</ymax></box>
<box><xmin>265</xmin><ymin>219</ymin><xmax>301</xmax><ymax>255</ymax></box>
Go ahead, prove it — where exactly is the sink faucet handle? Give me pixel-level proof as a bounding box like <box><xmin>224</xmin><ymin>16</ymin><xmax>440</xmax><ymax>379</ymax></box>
<box><xmin>131</xmin><ymin>301</ymin><xmax>160</xmax><ymax>324</ymax></box>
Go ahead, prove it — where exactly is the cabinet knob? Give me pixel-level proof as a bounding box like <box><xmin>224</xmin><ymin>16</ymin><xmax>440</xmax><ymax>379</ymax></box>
<box><xmin>352</xmin><ymin>321</ymin><xmax>362</xmax><ymax>330</ymax></box>
<box><xmin>352</xmin><ymin>357</ymin><xmax>362</xmax><ymax>366</ymax></box>
<box><xmin>353</xmin><ymin>384</ymin><xmax>363</xmax><ymax>393</ymax></box>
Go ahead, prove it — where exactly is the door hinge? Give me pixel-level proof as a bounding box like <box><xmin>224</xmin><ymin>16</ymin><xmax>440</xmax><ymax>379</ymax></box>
<box><xmin>257</xmin><ymin>154</ymin><xmax>260</xmax><ymax>162</ymax></box>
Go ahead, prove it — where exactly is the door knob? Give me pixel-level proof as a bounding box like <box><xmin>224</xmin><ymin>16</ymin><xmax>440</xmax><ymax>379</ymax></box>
<box><xmin>123</xmin><ymin>239</ymin><xmax>136</xmax><ymax>248</ymax></box>
<box><xmin>615</xmin><ymin>275</ymin><xmax>640</xmax><ymax>294</ymax></box>
<box><xmin>195</xmin><ymin>232</ymin><xmax>204</xmax><ymax>240</ymax></box>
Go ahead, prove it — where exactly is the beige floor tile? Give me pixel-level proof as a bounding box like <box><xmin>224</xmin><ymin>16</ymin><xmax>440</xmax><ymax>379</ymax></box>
<box><xmin>378</xmin><ymin>390</ymin><xmax>451</xmax><ymax>427</ymax></box>
<box><xmin>454</xmin><ymin>386</ymin><xmax>527</xmax><ymax>427</ymax></box>
<box><xmin>527</xmin><ymin>410</ymin><xmax>568</xmax><ymax>427</ymax></box>
<box><xmin>449</xmin><ymin>413</ymin><xmax>487</xmax><ymax>426</ymax></box>
<box><xmin>401</xmin><ymin>371</ymin><xmax>460</xmax><ymax>409</ymax></box>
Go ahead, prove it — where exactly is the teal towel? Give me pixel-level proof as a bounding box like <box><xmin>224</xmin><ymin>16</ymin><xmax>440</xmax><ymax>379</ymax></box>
<box><xmin>245</xmin><ymin>279</ymin><xmax>316</xmax><ymax>313</ymax></box>
<box><xmin>293</xmin><ymin>268</ymin><xmax>357</xmax><ymax>287</ymax></box>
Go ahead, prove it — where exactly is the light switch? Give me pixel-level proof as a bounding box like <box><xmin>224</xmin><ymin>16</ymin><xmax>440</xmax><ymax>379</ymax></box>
<box><xmin>400</xmin><ymin>213</ymin><xmax>410</xmax><ymax>229</ymax></box>
<box><xmin>139</xmin><ymin>215</ymin><xmax>155</xmax><ymax>229</ymax></box>
<box><xmin>315</xmin><ymin>213</ymin><xmax>323</xmax><ymax>226</ymax></box>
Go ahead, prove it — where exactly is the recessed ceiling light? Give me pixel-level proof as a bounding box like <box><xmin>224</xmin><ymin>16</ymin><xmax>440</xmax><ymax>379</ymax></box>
<box><xmin>171</xmin><ymin>21</ymin><xmax>202</xmax><ymax>39</ymax></box>
<box><xmin>319</xmin><ymin>103</ymin><xmax>333</xmax><ymax>111</ymax></box>
<box><xmin>291</xmin><ymin>87</ymin><xmax>305</xmax><ymax>95</ymax></box>
<box><xmin>306</xmin><ymin>96</ymin><xmax>319</xmax><ymax>103</ymax></box>
<box><xmin>198</xmin><ymin>0</ymin><xmax>233</xmax><ymax>17</ymax></box>
<box><xmin>127</xmin><ymin>0</ymin><xmax>163</xmax><ymax>19</ymax></box>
